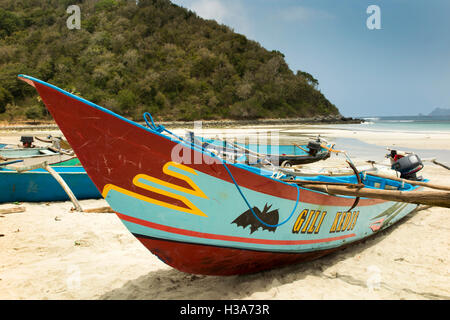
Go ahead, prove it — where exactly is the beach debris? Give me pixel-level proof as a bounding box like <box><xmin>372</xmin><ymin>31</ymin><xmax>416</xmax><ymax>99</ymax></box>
<box><xmin>432</xmin><ymin>160</ymin><xmax>450</xmax><ymax>171</ymax></box>
<box><xmin>83</xmin><ymin>206</ymin><xmax>114</xmax><ymax>213</ymax></box>
<box><xmin>55</xmin><ymin>216</ymin><xmax>62</xmax><ymax>221</ymax></box>
<box><xmin>74</xmin><ymin>239</ymin><xmax>90</xmax><ymax>247</ymax></box>
<box><xmin>0</xmin><ymin>234</ymin><xmax>4</xmax><ymax>237</ymax></box>
<box><xmin>0</xmin><ymin>207</ymin><xmax>26</xmax><ymax>215</ymax></box>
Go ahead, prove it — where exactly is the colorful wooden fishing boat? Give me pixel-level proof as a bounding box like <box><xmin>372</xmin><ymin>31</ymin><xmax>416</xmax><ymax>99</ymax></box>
<box><xmin>188</xmin><ymin>134</ymin><xmax>333</xmax><ymax>166</ymax></box>
<box><xmin>0</xmin><ymin>147</ymin><xmax>60</xmax><ymax>160</ymax></box>
<box><xmin>0</xmin><ymin>157</ymin><xmax>101</xmax><ymax>203</ymax></box>
<box><xmin>19</xmin><ymin>75</ymin><xmax>427</xmax><ymax>275</ymax></box>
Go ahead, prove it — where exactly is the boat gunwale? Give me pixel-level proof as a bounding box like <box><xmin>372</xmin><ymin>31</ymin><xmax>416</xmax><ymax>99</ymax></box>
<box><xmin>0</xmin><ymin>166</ymin><xmax>87</xmax><ymax>174</ymax></box>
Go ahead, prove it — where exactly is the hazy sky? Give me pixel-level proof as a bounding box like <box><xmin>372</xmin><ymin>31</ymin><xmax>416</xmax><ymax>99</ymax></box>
<box><xmin>171</xmin><ymin>0</ymin><xmax>450</xmax><ymax>117</ymax></box>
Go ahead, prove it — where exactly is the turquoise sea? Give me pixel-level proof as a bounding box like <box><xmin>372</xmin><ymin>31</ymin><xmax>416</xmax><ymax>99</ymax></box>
<box><xmin>330</xmin><ymin>115</ymin><xmax>450</xmax><ymax>133</ymax></box>
<box><xmin>312</xmin><ymin>116</ymin><xmax>450</xmax><ymax>163</ymax></box>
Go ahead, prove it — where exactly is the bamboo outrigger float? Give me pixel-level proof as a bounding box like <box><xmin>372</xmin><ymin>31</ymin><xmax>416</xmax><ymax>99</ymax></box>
<box><xmin>18</xmin><ymin>74</ymin><xmax>450</xmax><ymax>275</ymax></box>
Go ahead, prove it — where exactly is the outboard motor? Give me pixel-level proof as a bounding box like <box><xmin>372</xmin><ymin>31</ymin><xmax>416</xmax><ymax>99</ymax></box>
<box><xmin>20</xmin><ymin>136</ymin><xmax>34</xmax><ymax>148</ymax></box>
<box><xmin>307</xmin><ymin>140</ymin><xmax>322</xmax><ymax>156</ymax></box>
<box><xmin>391</xmin><ymin>153</ymin><xmax>424</xmax><ymax>181</ymax></box>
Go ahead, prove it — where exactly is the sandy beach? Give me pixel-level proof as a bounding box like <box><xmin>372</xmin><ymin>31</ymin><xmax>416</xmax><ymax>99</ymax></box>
<box><xmin>0</xmin><ymin>126</ymin><xmax>449</xmax><ymax>300</ymax></box>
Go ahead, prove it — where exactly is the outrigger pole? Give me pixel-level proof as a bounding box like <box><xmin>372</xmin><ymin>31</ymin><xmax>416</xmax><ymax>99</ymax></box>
<box><xmin>5</xmin><ymin>161</ymin><xmax>83</xmax><ymax>212</ymax></box>
<box><xmin>298</xmin><ymin>183</ymin><xmax>450</xmax><ymax>209</ymax></box>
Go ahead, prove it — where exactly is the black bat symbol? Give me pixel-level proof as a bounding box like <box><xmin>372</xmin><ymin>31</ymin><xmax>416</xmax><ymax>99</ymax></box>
<box><xmin>232</xmin><ymin>203</ymin><xmax>279</xmax><ymax>234</ymax></box>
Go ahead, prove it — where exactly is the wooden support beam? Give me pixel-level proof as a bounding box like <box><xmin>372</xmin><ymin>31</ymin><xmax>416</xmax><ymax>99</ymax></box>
<box><xmin>281</xmin><ymin>179</ymin><xmax>365</xmax><ymax>188</ymax></box>
<box><xmin>0</xmin><ymin>207</ymin><xmax>26</xmax><ymax>215</ymax></box>
<box><xmin>301</xmin><ymin>184</ymin><xmax>450</xmax><ymax>208</ymax></box>
<box><xmin>44</xmin><ymin>164</ymin><xmax>83</xmax><ymax>212</ymax></box>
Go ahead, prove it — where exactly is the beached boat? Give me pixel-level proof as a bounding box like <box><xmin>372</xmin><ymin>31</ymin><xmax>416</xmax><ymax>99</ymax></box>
<box><xmin>0</xmin><ymin>157</ymin><xmax>101</xmax><ymax>203</ymax></box>
<box><xmin>0</xmin><ymin>147</ymin><xmax>60</xmax><ymax>160</ymax></box>
<box><xmin>187</xmin><ymin>133</ymin><xmax>333</xmax><ymax>167</ymax></box>
<box><xmin>19</xmin><ymin>75</ymin><xmax>439</xmax><ymax>275</ymax></box>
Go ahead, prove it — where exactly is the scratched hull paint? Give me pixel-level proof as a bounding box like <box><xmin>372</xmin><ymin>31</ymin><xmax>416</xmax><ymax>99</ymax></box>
<box><xmin>19</xmin><ymin>74</ymin><xmax>420</xmax><ymax>275</ymax></box>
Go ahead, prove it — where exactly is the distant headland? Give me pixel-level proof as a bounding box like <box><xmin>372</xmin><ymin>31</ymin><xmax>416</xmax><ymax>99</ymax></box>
<box><xmin>428</xmin><ymin>108</ymin><xmax>450</xmax><ymax>117</ymax></box>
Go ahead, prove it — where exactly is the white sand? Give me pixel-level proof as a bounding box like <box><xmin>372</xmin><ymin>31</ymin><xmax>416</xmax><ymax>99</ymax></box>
<box><xmin>0</xmin><ymin>127</ymin><xmax>449</xmax><ymax>300</ymax></box>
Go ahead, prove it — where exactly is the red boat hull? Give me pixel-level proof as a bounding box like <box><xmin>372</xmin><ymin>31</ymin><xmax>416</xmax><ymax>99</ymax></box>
<box><xmin>136</xmin><ymin>234</ymin><xmax>338</xmax><ymax>276</ymax></box>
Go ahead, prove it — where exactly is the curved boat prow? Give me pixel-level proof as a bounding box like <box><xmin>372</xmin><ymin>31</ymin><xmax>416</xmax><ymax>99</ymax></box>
<box><xmin>18</xmin><ymin>74</ymin><xmax>422</xmax><ymax>276</ymax></box>
<box><xmin>17</xmin><ymin>74</ymin><xmax>172</xmax><ymax>194</ymax></box>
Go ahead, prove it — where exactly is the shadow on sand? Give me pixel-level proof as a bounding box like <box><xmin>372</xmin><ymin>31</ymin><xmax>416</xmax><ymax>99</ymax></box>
<box><xmin>99</xmin><ymin>207</ymin><xmax>425</xmax><ymax>300</ymax></box>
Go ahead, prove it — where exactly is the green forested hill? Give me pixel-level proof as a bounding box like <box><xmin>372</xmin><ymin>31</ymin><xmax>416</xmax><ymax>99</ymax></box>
<box><xmin>0</xmin><ymin>0</ymin><xmax>340</xmax><ymax>121</ymax></box>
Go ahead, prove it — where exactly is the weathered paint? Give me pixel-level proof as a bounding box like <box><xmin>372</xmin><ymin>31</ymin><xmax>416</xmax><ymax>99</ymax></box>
<box><xmin>19</xmin><ymin>75</ymin><xmax>421</xmax><ymax>275</ymax></box>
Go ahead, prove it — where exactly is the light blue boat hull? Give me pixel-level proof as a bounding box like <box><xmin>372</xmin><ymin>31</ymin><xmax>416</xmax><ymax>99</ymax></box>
<box><xmin>0</xmin><ymin>147</ymin><xmax>59</xmax><ymax>160</ymax></box>
<box><xmin>0</xmin><ymin>166</ymin><xmax>102</xmax><ymax>203</ymax></box>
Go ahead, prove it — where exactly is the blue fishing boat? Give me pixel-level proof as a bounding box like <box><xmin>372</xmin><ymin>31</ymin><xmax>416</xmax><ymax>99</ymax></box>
<box><xmin>0</xmin><ymin>158</ymin><xmax>101</xmax><ymax>203</ymax></box>
<box><xmin>187</xmin><ymin>133</ymin><xmax>333</xmax><ymax>167</ymax></box>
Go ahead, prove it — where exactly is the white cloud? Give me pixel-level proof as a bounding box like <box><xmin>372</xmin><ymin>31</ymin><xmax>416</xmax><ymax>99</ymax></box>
<box><xmin>190</xmin><ymin>0</ymin><xmax>228</xmax><ymax>23</ymax></box>
<box><xmin>173</xmin><ymin>0</ymin><xmax>253</xmax><ymax>37</ymax></box>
